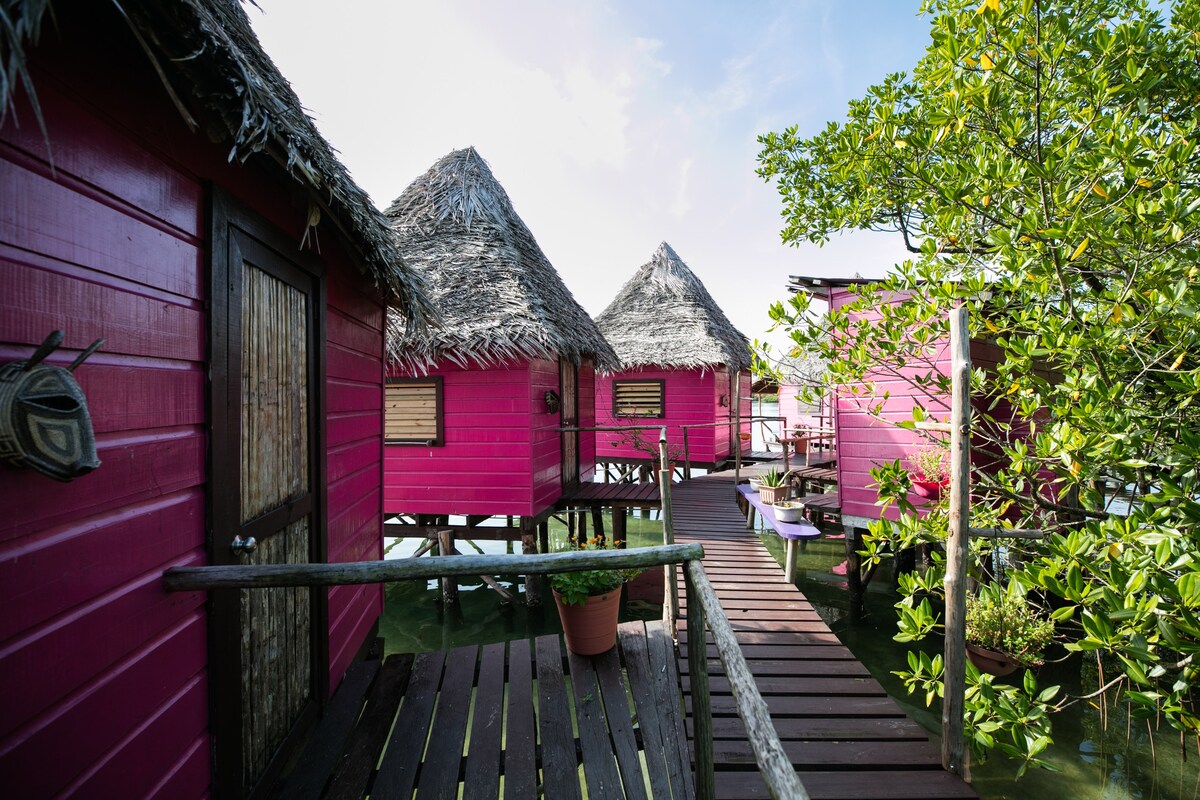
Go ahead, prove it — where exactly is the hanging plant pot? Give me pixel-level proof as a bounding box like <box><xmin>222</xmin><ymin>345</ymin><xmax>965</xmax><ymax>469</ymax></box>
<box><xmin>966</xmin><ymin>643</ymin><xmax>1019</xmax><ymax>677</ymax></box>
<box><xmin>738</xmin><ymin>432</ymin><xmax>752</xmax><ymax>441</ymax></box>
<box><xmin>553</xmin><ymin>588</ymin><xmax>621</xmax><ymax>655</ymax></box>
<box><xmin>910</xmin><ymin>474</ymin><xmax>950</xmax><ymax>500</ymax></box>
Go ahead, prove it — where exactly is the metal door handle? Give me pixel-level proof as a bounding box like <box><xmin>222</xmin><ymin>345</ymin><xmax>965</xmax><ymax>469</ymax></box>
<box><xmin>231</xmin><ymin>535</ymin><xmax>257</xmax><ymax>554</ymax></box>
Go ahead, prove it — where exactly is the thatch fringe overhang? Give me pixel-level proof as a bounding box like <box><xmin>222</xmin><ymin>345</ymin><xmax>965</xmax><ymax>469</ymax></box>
<box><xmin>595</xmin><ymin>242</ymin><xmax>752</xmax><ymax>373</ymax></box>
<box><xmin>384</xmin><ymin>147</ymin><xmax>617</xmax><ymax>373</ymax></box>
<box><xmin>1</xmin><ymin>0</ymin><xmax>434</xmax><ymax>329</ymax></box>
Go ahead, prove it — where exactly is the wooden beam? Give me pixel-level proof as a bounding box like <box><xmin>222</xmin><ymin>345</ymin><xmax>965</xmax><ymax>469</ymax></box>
<box><xmin>163</xmin><ymin>543</ymin><xmax>706</xmax><ymax>591</ymax></box>
<box><xmin>942</xmin><ymin>306</ymin><xmax>971</xmax><ymax>777</ymax></box>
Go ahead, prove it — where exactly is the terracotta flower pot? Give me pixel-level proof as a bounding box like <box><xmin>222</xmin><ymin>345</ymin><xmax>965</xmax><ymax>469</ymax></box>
<box><xmin>966</xmin><ymin>643</ymin><xmax>1019</xmax><ymax>677</ymax></box>
<box><xmin>553</xmin><ymin>588</ymin><xmax>621</xmax><ymax>655</ymax></box>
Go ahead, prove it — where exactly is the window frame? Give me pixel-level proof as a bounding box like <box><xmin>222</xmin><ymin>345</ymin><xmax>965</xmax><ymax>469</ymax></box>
<box><xmin>612</xmin><ymin>378</ymin><xmax>666</xmax><ymax>418</ymax></box>
<box><xmin>385</xmin><ymin>376</ymin><xmax>445</xmax><ymax>446</ymax></box>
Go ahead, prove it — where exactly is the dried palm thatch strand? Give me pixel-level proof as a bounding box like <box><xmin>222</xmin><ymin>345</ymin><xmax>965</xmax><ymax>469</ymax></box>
<box><xmin>595</xmin><ymin>242</ymin><xmax>752</xmax><ymax>372</ymax></box>
<box><xmin>0</xmin><ymin>0</ymin><xmax>434</xmax><ymax>329</ymax></box>
<box><xmin>385</xmin><ymin>147</ymin><xmax>618</xmax><ymax>373</ymax></box>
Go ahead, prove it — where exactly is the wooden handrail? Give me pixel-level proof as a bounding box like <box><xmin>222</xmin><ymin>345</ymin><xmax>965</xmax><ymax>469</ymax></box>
<box><xmin>166</xmin><ymin>535</ymin><xmax>812</xmax><ymax>798</ymax></box>
<box><xmin>162</xmin><ymin>543</ymin><xmax>704</xmax><ymax>591</ymax></box>
<box><xmin>683</xmin><ymin>559</ymin><xmax>809</xmax><ymax>800</ymax></box>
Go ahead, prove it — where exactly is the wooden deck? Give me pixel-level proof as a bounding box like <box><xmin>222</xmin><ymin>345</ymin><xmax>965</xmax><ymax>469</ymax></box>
<box><xmin>559</xmin><ymin>480</ymin><xmax>662</xmax><ymax>508</ymax></box>
<box><xmin>671</xmin><ymin>474</ymin><xmax>978</xmax><ymax>800</ymax></box>
<box><xmin>279</xmin><ymin>620</ymin><xmax>692</xmax><ymax>799</ymax></box>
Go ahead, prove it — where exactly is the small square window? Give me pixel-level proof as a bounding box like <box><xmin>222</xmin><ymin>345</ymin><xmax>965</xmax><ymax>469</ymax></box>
<box><xmin>385</xmin><ymin>377</ymin><xmax>443</xmax><ymax>445</ymax></box>
<box><xmin>613</xmin><ymin>380</ymin><xmax>664</xmax><ymax>417</ymax></box>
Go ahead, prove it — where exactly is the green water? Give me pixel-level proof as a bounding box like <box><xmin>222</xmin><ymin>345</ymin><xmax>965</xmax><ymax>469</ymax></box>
<box><xmin>378</xmin><ymin>493</ymin><xmax>1198</xmax><ymax>798</ymax></box>
<box><xmin>378</xmin><ymin>510</ymin><xmax>667</xmax><ymax>654</ymax></box>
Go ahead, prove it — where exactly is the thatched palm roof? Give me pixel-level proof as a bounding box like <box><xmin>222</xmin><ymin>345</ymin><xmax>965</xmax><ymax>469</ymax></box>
<box><xmin>595</xmin><ymin>242</ymin><xmax>751</xmax><ymax>372</ymax></box>
<box><xmin>384</xmin><ymin>148</ymin><xmax>618</xmax><ymax>372</ymax></box>
<box><xmin>1</xmin><ymin>0</ymin><xmax>433</xmax><ymax>328</ymax></box>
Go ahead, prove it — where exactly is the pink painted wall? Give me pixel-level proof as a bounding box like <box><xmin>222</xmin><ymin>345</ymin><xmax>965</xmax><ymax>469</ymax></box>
<box><xmin>0</xmin><ymin>9</ymin><xmax>386</xmax><ymax>797</ymax></box>
<box><xmin>830</xmin><ymin>289</ymin><xmax>1017</xmax><ymax>522</ymax></box>
<box><xmin>384</xmin><ymin>358</ymin><xmax>596</xmax><ymax>519</ymax></box>
<box><xmin>778</xmin><ymin>382</ymin><xmax>825</xmax><ymax>433</ymax></box>
<box><xmin>595</xmin><ymin>367</ymin><xmax>751</xmax><ymax>467</ymax></box>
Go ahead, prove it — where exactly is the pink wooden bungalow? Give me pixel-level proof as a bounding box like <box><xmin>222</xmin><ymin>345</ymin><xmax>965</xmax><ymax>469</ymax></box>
<box><xmin>788</xmin><ymin>275</ymin><xmax>1010</xmax><ymax>529</ymax></box>
<box><xmin>0</xmin><ymin>3</ymin><xmax>433</xmax><ymax>798</ymax></box>
<box><xmin>594</xmin><ymin>242</ymin><xmax>751</xmax><ymax>475</ymax></box>
<box><xmin>381</xmin><ymin>148</ymin><xmax>618</xmax><ymax>542</ymax></box>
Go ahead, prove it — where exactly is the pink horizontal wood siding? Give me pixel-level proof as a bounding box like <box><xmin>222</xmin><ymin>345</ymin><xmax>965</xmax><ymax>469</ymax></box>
<box><xmin>385</xmin><ymin>359</ymin><xmax>544</xmax><ymax>517</ymax></box>
<box><xmin>778</xmin><ymin>382</ymin><xmax>824</xmax><ymax>433</ymax></box>
<box><xmin>577</xmin><ymin>360</ymin><xmax>597</xmax><ymax>482</ymax></box>
<box><xmin>324</xmin><ymin>259</ymin><xmax>387</xmax><ymax>686</ymax></box>
<box><xmin>831</xmin><ymin>290</ymin><xmax>1013</xmax><ymax>522</ymax></box>
<box><xmin>831</xmin><ymin>288</ymin><xmax>950</xmax><ymax>521</ymax></box>
<box><xmin>1</xmin><ymin>9</ymin><xmax>387</xmax><ymax>797</ymax></box>
<box><xmin>596</xmin><ymin>366</ymin><xmax>748</xmax><ymax>466</ymax></box>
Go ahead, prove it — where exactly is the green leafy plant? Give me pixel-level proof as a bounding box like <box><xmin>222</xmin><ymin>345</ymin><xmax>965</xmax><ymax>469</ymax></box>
<box><xmin>548</xmin><ymin>538</ymin><xmax>643</xmax><ymax>606</ymax></box>
<box><xmin>757</xmin><ymin>0</ymin><xmax>1200</xmax><ymax>766</ymax></box>
<box><xmin>907</xmin><ymin>445</ymin><xmax>949</xmax><ymax>483</ymax></box>
<box><xmin>759</xmin><ymin>468</ymin><xmax>788</xmax><ymax>488</ymax></box>
<box><xmin>966</xmin><ymin>583</ymin><xmax>1056</xmax><ymax>668</ymax></box>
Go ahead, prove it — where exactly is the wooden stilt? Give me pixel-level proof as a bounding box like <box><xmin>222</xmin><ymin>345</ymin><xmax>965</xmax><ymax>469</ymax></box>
<box><xmin>612</xmin><ymin>507</ymin><xmax>627</xmax><ymax>548</ymax></box>
<box><xmin>437</xmin><ymin>529</ymin><xmax>458</xmax><ymax>605</ymax></box>
<box><xmin>591</xmin><ymin>506</ymin><xmax>605</xmax><ymax>545</ymax></box>
<box><xmin>520</xmin><ymin>518</ymin><xmax>540</xmax><ymax>606</ymax></box>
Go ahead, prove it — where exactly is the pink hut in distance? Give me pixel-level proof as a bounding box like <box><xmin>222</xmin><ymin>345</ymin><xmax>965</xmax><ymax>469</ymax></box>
<box><xmin>382</xmin><ymin>148</ymin><xmax>618</xmax><ymax>538</ymax></box>
<box><xmin>595</xmin><ymin>243</ymin><xmax>752</xmax><ymax>474</ymax></box>
<box><xmin>0</xmin><ymin>2</ymin><xmax>432</xmax><ymax>797</ymax></box>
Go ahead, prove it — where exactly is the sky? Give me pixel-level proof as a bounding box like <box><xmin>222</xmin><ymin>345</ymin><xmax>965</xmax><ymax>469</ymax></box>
<box><xmin>248</xmin><ymin>1</ymin><xmax>934</xmax><ymax>349</ymax></box>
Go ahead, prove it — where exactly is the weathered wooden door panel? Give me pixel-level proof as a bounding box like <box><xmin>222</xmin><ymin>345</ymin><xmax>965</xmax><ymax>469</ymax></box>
<box><xmin>210</xmin><ymin>190</ymin><xmax>326</xmax><ymax>798</ymax></box>
<box><xmin>561</xmin><ymin>358</ymin><xmax>579</xmax><ymax>489</ymax></box>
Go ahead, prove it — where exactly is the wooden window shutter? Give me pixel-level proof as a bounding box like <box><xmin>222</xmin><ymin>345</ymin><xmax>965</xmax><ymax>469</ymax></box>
<box><xmin>613</xmin><ymin>380</ymin><xmax>665</xmax><ymax>417</ymax></box>
<box><xmin>385</xmin><ymin>377</ymin><xmax>444</xmax><ymax>445</ymax></box>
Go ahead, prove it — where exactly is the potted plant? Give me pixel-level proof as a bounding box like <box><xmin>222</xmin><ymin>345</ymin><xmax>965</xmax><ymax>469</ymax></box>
<box><xmin>757</xmin><ymin>468</ymin><xmax>792</xmax><ymax>505</ymax></box>
<box><xmin>965</xmin><ymin>583</ymin><xmax>1055</xmax><ymax>676</ymax></box>
<box><xmin>772</xmin><ymin>499</ymin><xmax>805</xmax><ymax>523</ymax></box>
<box><xmin>549</xmin><ymin>538</ymin><xmax>644</xmax><ymax>655</ymax></box>
<box><xmin>907</xmin><ymin>445</ymin><xmax>950</xmax><ymax>500</ymax></box>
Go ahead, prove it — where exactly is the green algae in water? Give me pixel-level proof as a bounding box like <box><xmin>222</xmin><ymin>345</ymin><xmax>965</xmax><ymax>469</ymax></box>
<box><xmin>379</xmin><ymin>509</ymin><xmax>666</xmax><ymax>655</ymax></box>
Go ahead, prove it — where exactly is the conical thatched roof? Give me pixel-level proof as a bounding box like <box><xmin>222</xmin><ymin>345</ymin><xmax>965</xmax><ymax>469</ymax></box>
<box><xmin>1</xmin><ymin>0</ymin><xmax>433</xmax><ymax>328</ymax></box>
<box><xmin>384</xmin><ymin>148</ymin><xmax>618</xmax><ymax>372</ymax></box>
<box><xmin>595</xmin><ymin>242</ymin><xmax>751</xmax><ymax>372</ymax></box>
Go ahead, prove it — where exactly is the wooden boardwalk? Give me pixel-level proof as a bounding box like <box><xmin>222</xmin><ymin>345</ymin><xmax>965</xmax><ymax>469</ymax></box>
<box><xmin>280</xmin><ymin>620</ymin><xmax>693</xmax><ymax>799</ymax></box>
<box><xmin>672</xmin><ymin>474</ymin><xmax>977</xmax><ymax>800</ymax></box>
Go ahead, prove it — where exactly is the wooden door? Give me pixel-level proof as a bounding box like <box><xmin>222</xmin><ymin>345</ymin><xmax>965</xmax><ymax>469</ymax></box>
<box><xmin>210</xmin><ymin>191</ymin><xmax>327</xmax><ymax>797</ymax></box>
<box><xmin>560</xmin><ymin>357</ymin><xmax>579</xmax><ymax>489</ymax></box>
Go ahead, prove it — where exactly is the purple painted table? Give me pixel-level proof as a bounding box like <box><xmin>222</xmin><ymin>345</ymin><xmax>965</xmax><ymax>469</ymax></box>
<box><xmin>737</xmin><ymin>484</ymin><xmax>821</xmax><ymax>582</ymax></box>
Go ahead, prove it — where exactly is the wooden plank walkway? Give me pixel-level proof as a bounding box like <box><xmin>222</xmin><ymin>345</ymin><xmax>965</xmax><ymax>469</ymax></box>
<box><xmin>279</xmin><ymin>621</ymin><xmax>693</xmax><ymax>799</ymax></box>
<box><xmin>672</xmin><ymin>474</ymin><xmax>977</xmax><ymax>800</ymax></box>
<box><xmin>560</xmin><ymin>480</ymin><xmax>661</xmax><ymax>508</ymax></box>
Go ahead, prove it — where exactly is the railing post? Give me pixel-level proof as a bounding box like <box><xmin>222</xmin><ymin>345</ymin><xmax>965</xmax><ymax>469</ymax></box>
<box><xmin>942</xmin><ymin>305</ymin><xmax>971</xmax><ymax>776</ymax></box>
<box><xmin>660</xmin><ymin>428</ymin><xmax>679</xmax><ymax>637</ymax></box>
<box><xmin>684</xmin><ymin>559</ymin><xmax>714</xmax><ymax>800</ymax></box>
<box><xmin>682</xmin><ymin>427</ymin><xmax>692</xmax><ymax>479</ymax></box>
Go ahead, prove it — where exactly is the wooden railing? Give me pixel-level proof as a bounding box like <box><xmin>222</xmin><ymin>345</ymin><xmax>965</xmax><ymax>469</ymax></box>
<box><xmin>561</xmin><ymin>415</ymin><xmax>789</xmax><ymax>479</ymax></box>
<box><xmin>163</xmin><ymin>543</ymin><xmax>809</xmax><ymax>799</ymax></box>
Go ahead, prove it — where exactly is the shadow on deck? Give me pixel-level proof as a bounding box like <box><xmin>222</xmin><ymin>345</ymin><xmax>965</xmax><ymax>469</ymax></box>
<box><xmin>277</xmin><ymin>621</ymin><xmax>692</xmax><ymax>800</ymax></box>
